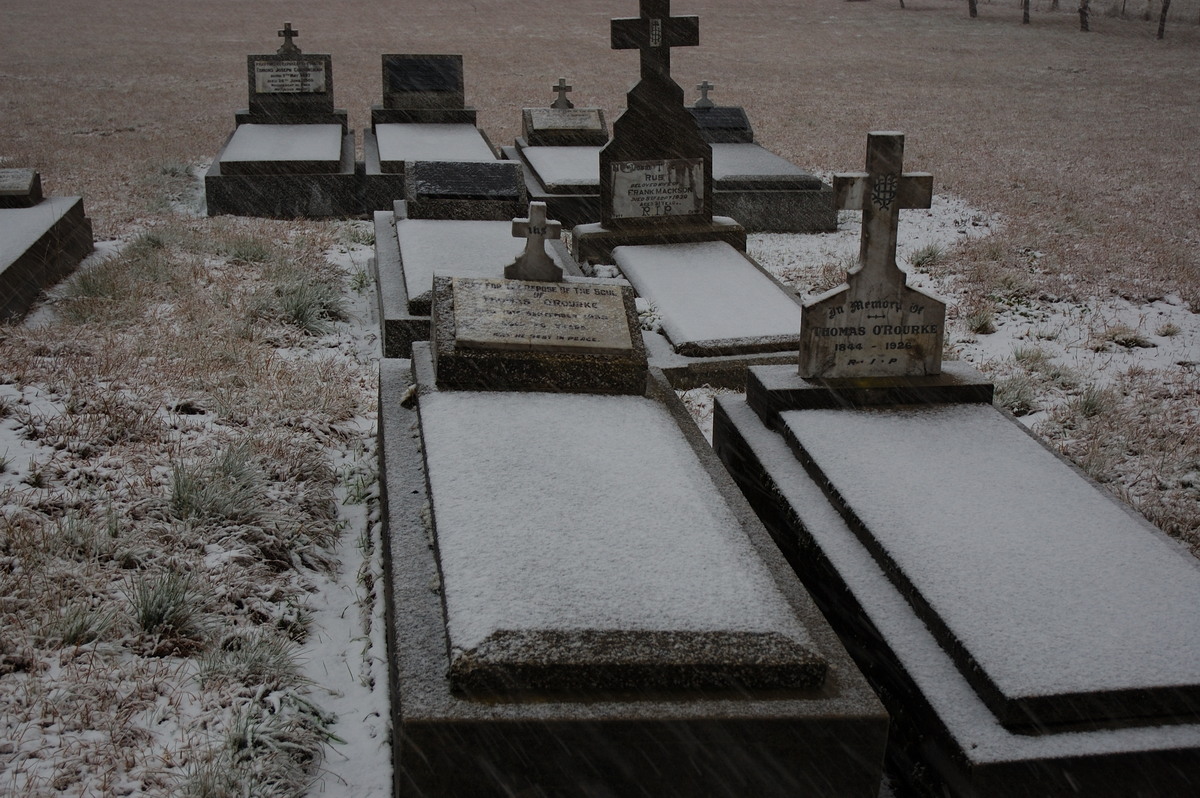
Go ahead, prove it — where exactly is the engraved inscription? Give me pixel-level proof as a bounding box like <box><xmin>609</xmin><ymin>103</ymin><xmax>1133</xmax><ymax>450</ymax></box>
<box><xmin>528</xmin><ymin>108</ymin><xmax>603</xmax><ymax>131</ymax></box>
<box><xmin>609</xmin><ymin>159</ymin><xmax>703</xmax><ymax>220</ymax></box>
<box><xmin>0</xmin><ymin>169</ymin><xmax>36</xmax><ymax>194</ymax></box>
<box><xmin>254</xmin><ymin>60</ymin><xmax>327</xmax><ymax>94</ymax></box>
<box><xmin>453</xmin><ymin>278</ymin><xmax>633</xmax><ymax>355</ymax></box>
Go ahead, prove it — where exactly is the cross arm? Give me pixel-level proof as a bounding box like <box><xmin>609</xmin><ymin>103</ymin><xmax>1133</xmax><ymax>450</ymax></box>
<box><xmin>834</xmin><ymin>172</ymin><xmax>934</xmax><ymax>211</ymax></box>
<box><xmin>610</xmin><ymin>16</ymin><xmax>700</xmax><ymax>50</ymax></box>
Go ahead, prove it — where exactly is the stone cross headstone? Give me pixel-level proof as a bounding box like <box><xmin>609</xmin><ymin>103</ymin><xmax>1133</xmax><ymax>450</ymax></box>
<box><xmin>799</xmin><ymin>131</ymin><xmax>944</xmax><ymax>379</ymax></box>
<box><xmin>242</xmin><ymin>23</ymin><xmax>337</xmax><ymax>124</ymax></box>
<box><xmin>600</xmin><ymin>0</ymin><xmax>712</xmax><ymax>229</ymax></box>
<box><xmin>694</xmin><ymin>80</ymin><xmax>715</xmax><ymax>109</ymax></box>
<box><xmin>505</xmin><ymin>201</ymin><xmax>564</xmax><ymax>282</ymax></box>
<box><xmin>277</xmin><ymin>22</ymin><xmax>300</xmax><ymax>55</ymax></box>
<box><xmin>551</xmin><ymin>77</ymin><xmax>574</xmax><ymax>109</ymax></box>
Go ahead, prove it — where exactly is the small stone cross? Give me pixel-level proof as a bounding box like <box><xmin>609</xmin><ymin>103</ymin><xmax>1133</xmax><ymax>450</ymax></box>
<box><xmin>277</xmin><ymin>22</ymin><xmax>300</xmax><ymax>55</ymax></box>
<box><xmin>694</xmin><ymin>80</ymin><xmax>715</xmax><ymax>109</ymax></box>
<box><xmin>551</xmin><ymin>77</ymin><xmax>574</xmax><ymax>109</ymax></box>
<box><xmin>611</xmin><ymin>0</ymin><xmax>700</xmax><ymax>85</ymax></box>
<box><xmin>506</xmin><ymin>202</ymin><xmax>564</xmax><ymax>282</ymax></box>
<box><xmin>834</xmin><ymin>131</ymin><xmax>933</xmax><ymax>290</ymax></box>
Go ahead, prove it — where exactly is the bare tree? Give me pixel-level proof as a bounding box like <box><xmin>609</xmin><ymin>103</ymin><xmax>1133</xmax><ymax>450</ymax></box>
<box><xmin>1157</xmin><ymin>0</ymin><xmax>1172</xmax><ymax>38</ymax></box>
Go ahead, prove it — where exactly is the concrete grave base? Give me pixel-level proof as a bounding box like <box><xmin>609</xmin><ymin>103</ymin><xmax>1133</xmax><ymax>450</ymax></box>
<box><xmin>714</xmin><ymin>364</ymin><xmax>1200</xmax><ymax>797</ymax></box>
<box><xmin>0</xmin><ymin>196</ymin><xmax>93</xmax><ymax>321</ymax></box>
<box><xmin>363</xmin><ymin>127</ymin><xmax>502</xmax><ymax>213</ymax></box>
<box><xmin>205</xmin><ymin>128</ymin><xmax>360</xmax><ymax>218</ymax></box>
<box><xmin>379</xmin><ymin>355</ymin><xmax>889</xmax><ymax>797</ymax></box>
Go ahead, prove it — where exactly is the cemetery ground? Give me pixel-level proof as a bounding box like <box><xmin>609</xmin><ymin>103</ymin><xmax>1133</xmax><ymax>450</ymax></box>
<box><xmin>2</xmin><ymin>0</ymin><xmax>1199</xmax><ymax>795</ymax></box>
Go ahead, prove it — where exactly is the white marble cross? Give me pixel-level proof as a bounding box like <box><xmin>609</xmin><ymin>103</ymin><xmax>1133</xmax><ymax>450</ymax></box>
<box><xmin>834</xmin><ymin>131</ymin><xmax>933</xmax><ymax>290</ymax></box>
<box><xmin>694</xmin><ymin>80</ymin><xmax>715</xmax><ymax>108</ymax></box>
<box><xmin>506</xmin><ymin>201</ymin><xmax>564</xmax><ymax>282</ymax></box>
<box><xmin>552</xmin><ymin>77</ymin><xmax>574</xmax><ymax>109</ymax></box>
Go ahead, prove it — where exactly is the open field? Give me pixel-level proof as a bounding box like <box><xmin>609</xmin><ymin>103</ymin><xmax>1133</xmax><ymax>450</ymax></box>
<box><xmin>2</xmin><ymin>1</ymin><xmax>1199</xmax><ymax>795</ymax></box>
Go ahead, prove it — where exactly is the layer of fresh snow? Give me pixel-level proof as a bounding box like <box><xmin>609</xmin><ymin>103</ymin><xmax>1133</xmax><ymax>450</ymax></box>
<box><xmin>721</xmin><ymin>396</ymin><xmax>1200</xmax><ymax>764</ymax></box>
<box><xmin>782</xmin><ymin>402</ymin><xmax>1200</xmax><ymax>701</ymax></box>
<box><xmin>375</xmin><ymin>123</ymin><xmax>495</xmax><ymax>163</ymax></box>
<box><xmin>614</xmin><ymin>241</ymin><xmax>802</xmax><ymax>344</ymax></box>
<box><xmin>521</xmin><ymin>145</ymin><xmax>601</xmax><ymax>188</ymax></box>
<box><xmin>419</xmin><ymin>390</ymin><xmax>813</xmax><ymax>653</ymax></box>
<box><xmin>220</xmin><ymin>124</ymin><xmax>343</xmax><ymax>163</ymax></box>
<box><xmin>0</xmin><ymin>197</ymin><xmax>82</xmax><ymax>266</ymax></box>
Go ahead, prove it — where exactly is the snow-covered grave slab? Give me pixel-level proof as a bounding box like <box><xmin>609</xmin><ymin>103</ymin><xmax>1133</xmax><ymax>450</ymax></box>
<box><xmin>715</xmin><ymin>391</ymin><xmax>1200</xmax><ymax>798</ymax></box>
<box><xmin>216</xmin><ymin>123</ymin><xmax>344</xmax><ymax>175</ymax></box>
<box><xmin>374</xmin><ymin>122</ymin><xmax>495</xmax><ymax>172</ymax></box>
<box><xmin>422</xmin><ymin>388</ymin><xmax>823</xmax><ymax>690</ymax></box>
<box><xmin>396</xmin><ymin>218</ymin><xmax>574</xmax><ymax>313</ymax></box>
<box><xmin>783</xmin><ymin>402</ymin><xmax>1200</xmax><ymax>728</ymax></box>
<box><xmin>613</xmin><ymin>240</ymin><xmax>803</xmax><ymax>356</ymax></box>
<box><xmin>0</xmin><ymin>194</ymin><xmax>93</xmax><ymax>321</ymax></box>
<box><xmin>379</xmin><ymin>352</ymin><xmax>888</xmax><ymax>797</ymax></box>
<box><xmin>710</xmin><ymin>142</ymin><xmax>824</xmax><ymax>187</ymax></box>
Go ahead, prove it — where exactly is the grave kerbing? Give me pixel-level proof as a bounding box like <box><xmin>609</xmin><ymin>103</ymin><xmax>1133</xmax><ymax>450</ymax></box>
<box><xmin>799</xmin><ymin>131</ymin><xmax>945</xmax><ymax>380</ymax></box>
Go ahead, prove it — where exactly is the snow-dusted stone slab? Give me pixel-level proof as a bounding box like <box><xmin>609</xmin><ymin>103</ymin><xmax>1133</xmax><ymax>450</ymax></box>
<box><xmin>780</xmin><ymin>401</ymin><xmax>1200</xmax><ymax>729</ymax></box>
<box><xmin>710</xmin><ymin>143</ymin><xmax>824</xmax><ymax>189</ymax></box>
<box><xmin>217</xmin><ymin>123</ymin><xmax>344</xmax><ymax>175</ymax></box>
<box><xmin>520</xmin><ymin>144</ymin><xmax>601</xmax><ymax>193</ymax></box>
<box><xmin>421</xmin><ymin>388</ymin><xmax>825</xmax><ymax>692</ymax></box>
<box><xmin>375</xmin><ymin>122</ymin><xmax>495</xmax><ymax>172</ymax></box>
<box><xmin>396</xmin><ymin>218</ymin><xmax>571</xmax><ymax>314</ymax></box>
<box><xmin>714</xmin><ymin>389</ymin><xmax>1200</xmax><ymax>797</ymax></box>
<box><xmin>0</xmin><ymin>196</ymin><xmax>93</xmax><ymax>320</ymax></box>
<box><xmin>381</xmin><ymin>357</ymin><xmax>887</xmax><ymax>797</ymax></box>
<box><xmin>613</xmin><ymin>241</ymin><xmax>802</xmax><ymax>356</ymax></box>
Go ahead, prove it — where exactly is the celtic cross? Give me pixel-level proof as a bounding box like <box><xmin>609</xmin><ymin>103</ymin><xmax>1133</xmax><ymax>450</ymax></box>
<box><xmin>834</xmin><ymin>131</ymin><xmax>933</xmax><ymax>289</ymax></box>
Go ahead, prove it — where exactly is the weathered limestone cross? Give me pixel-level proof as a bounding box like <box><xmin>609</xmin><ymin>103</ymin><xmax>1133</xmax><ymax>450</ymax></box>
<box><xmin>694</xmin><ymin>80</ymin><xmax>715</xmax><ymax>108</ymax></box>
<box><xmin>551</xmin><ymin>77</ymin><xmax>574</xmax><ymax>109</ymax></box>
<box><xmin>506</xmin><ymin>201</ymin><xmax>564</xmax><ymax>282</ymax></box>
<box><xmin>834</xmin><ymin>131</ymin><xmax>933</xmax><ymax>290</ymax></box>
<box><xmin>277</xmin><ymin>22</ymin><xmax>300</xmax><ymax>55</ymax></box>
<box><xmin>610</xmin><ymin>0</ymin><xmax>700</xmax><ymax>86</ymax></box>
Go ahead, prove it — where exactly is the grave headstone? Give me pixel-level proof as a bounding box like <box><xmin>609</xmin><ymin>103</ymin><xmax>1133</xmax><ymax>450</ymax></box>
<box><xmin>372</xmin><ymin>54</ymin><xmax>477</xmax><ymax>125</ymax></box>
<box><xmin>504</xmin><ymin>201</ymin><xmax>563</xmax><ymax>282</ymax></box>
<box><xmin>573</xmin><ymin>0</ymin><xmax>747</xmax><ymax>263</ymax></box>
<box><xmin>403</xmin><ymin>160</ymin><xmax>527</xmax><ymax>221</ymax></box>
<box><xmin>799</xmin><ymin>131</ymin><xmax>943</xmax><ymax>379</ymax></box>
<box><xmin>0</xmin><ymin>169</ymin><xmax>44</xmax><ymax>209</ymax></box>
<box><xmin>236</xmin><ymin>21</ymin><xmax>347</xmax><ymax>130</ymax></box>
<box><xmin>520</xmin><ymin>77</ymin><xmax>609</xmax><ymax>147</ymax></box>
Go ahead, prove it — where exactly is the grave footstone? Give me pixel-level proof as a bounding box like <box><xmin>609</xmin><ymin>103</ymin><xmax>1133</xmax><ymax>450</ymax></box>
<box><xmin>800</xmin><ymin>131</ymin><xmax>943</xmax><ymax>379</ymax></box>
<box><xmin>0</xmin><ymin>169</ymin><xmax>93</xmax><ymax>320</ymax></box>
<box><xmin>519</xmin><ymin>77</ymin><xmax>609</xmax><ymax>148</ymax></box>
<box><xmin>504</xmin><ymin>201</ymin><xmax>563</xmax><ymax>282</ymax></box>
<box><xmin>713</xmin><ymin>130</ymin><xmax>1200</xmax><ymax>798</ymax></box>
<box><xmin>378</xmin><ymin>239</ymin><xmax>888</xmax><ymax>793</ymax></box>
<box><xmin>205</xmin><ymin>23</ymin><xmax>358</xmax><ymax>217</ymax></box>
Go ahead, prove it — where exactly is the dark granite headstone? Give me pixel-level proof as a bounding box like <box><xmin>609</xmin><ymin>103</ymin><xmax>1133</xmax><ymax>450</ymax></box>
<box><xmin>403</xmin><ymin>160</ymin><xmax>527</xmax><ymax>221</ymax></box>
<box><xmin>0</xmin><ymin>169</ymin><xmax>43</xmax><ymax>209</ymax></box>
<box><xmin>689</xmin><ymin>106</ymin><xmax>755</xmax><ymax>144</ymax></box>
<box><xmin>600</xmin><ymin>0</ymin><xmax>710</xmax><ymax>229</ymax></box>
<box><xmin>371</xmin><ymin>54</ymin><xmax>477</xmax><ymax>125</ymax></box>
